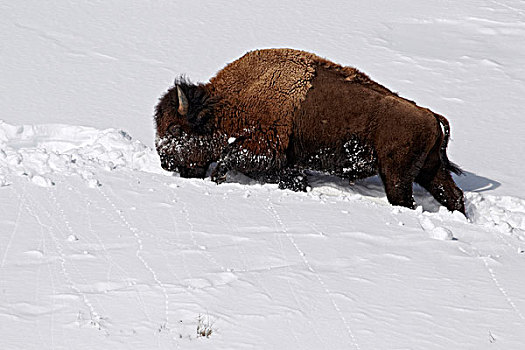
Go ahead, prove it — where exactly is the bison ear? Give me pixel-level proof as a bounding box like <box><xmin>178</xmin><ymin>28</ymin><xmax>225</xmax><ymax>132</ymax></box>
<box><xmin>176</xmin><ymin>85</ymin><xmax>189</xmax><ymax>116</ymax></box>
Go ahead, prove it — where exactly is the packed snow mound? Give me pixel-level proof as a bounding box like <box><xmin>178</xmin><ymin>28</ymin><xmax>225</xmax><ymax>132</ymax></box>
<box><xmin>0</xmin><ymin>121</ymin><xmax>163</xmax><ymax>187</ymax></box>
<box><xmin>467</xmin><ymin>193</ymin><xmax>525</xmax><ymax>239</ymax></box>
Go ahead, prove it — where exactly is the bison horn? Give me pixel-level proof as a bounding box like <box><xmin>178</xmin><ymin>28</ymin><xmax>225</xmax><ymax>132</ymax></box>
<box><xmin>176</xmin><ymin>85</ymin><xmax>189</xmax><ymax>116</ymax></box>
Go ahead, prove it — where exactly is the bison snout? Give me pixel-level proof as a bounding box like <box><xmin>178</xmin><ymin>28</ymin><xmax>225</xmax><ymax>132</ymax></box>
<box><xmin>160</xmin><ymin>155</ymin><xmax>208</xmax><ymax>178</ymax></box>
<box><xmin>159</xmin><ymin>155</ymin><xmax>177</xmax><ymax>172</ymax></box>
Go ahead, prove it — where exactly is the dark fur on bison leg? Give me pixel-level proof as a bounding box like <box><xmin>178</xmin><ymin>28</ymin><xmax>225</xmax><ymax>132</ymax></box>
<box><xmin>277</xmin><ymin>168</ymin><xmax>309</xmax><ymax>192</ymax></box>
<box><xmin>416</xmin><ymin>167</ymin><xmax>466</xmax><ymax>215</ymax></box>
<box><xmin>379</xmin><ymin>172</ymin><xmax>416</xmax><ymax>210</ymax></box>
<box><xmin>249</xmin><ymin>168</ymin><xmax>309</xmax><ymax>192</ymax></box>
<box><xmin>210</xmin><ymin>137</ymin><xmax>246</xmax><ymax>185</ymax></box>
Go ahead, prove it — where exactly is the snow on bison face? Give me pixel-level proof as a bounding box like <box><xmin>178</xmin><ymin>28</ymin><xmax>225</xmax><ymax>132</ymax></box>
<box><xmin>154</xmin><ymin>83</ymin><xmax>226</xmax><ymax>178</ymax></box>
<box><xmin>155</xmin><ymin>130</ymin><xmax>225</xmax><ymax>178</ymax></box>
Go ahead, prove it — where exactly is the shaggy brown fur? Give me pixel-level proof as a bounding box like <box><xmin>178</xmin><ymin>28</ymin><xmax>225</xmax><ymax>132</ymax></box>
<box><xmin>154</xmin><ymin>48</ymin><xmax>465</xmax><ymax>214</ymax></box>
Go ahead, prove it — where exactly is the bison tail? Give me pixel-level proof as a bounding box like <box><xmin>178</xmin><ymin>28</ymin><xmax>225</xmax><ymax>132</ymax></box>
<box><xmin>433</xmin><ymin>113</ymin><xmax>463</xmax><ymax>175</ymax></box>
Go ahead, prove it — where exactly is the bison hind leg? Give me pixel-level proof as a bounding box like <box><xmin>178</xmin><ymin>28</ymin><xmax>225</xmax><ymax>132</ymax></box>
<box><xmin>414</xmin><ymin>140</ymin><xmax>466</xmax><ymax>215</ymax></box>
<box><xmin>379</xmin><ymin>172</ymin><xmax>417</xmax><ymax>210</ymax></box>
<box><xmin>416</xmin><ymin>166</ymin><xmax>466</xmax><ymax>215</ymax></box>
<box><xmin>377</xmin><ymin>148</ymin><xmax>428</xmax><ymax>210</ymax></box>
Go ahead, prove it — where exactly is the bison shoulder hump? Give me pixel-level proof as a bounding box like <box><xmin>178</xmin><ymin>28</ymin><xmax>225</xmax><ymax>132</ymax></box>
<box><xmin>210</xmin><ymin>49</ymin><xmax>321</xmax><ymax>109</ymax></box>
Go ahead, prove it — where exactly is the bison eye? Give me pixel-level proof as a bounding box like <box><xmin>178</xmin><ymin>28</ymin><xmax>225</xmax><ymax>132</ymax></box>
<box><xmin>168</xmin><ymin>124</ymin><xmax>182</xmax><ymax>136</ymax></box>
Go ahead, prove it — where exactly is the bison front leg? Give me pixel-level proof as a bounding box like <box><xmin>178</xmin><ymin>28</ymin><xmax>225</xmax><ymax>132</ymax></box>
<box><xmin>210</xmin><ymin>162</ymin><xmax>229</xmax><ymax>184</ymax></box>
<box><xmin>277</xmin><ymin>168</ymin><xmax>309</xmax><ymax>192</ymax></box>
<box><xmin>243</xmin><ymin>167</ymin><xmax>309</xmax><ymax>192</ymax></box>
<box><xmin>260</xmin><ymin>168</ymin><xmax>309</xmax><ymax>192</ymax></box>
<box><xmin>210</xmin><ymin>136</ymin><xmax>250</xmax><ymax>185</ymax></box>
<box><xmin>211</xmin><ymin>136</ymin><xmax>307</xmax><ymax>190</ymax></box>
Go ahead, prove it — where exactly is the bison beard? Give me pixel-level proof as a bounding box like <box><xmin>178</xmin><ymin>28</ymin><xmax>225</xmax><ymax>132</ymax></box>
<box><xmin>154</xmin><ymin>48</ymin><xmax>466</xmax><ymax>215</ymax></box>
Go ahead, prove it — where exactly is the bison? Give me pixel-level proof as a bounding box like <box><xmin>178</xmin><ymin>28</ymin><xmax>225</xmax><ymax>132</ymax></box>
<box><xmin>154</xmin><ymin>48</ymin><xmax>465</xmax><ymax>214</ymax></box>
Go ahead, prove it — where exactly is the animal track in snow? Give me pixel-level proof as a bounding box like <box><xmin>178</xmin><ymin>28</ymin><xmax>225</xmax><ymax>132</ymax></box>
<box><xmin>18</xmin><ymin>186</ymin><xmax>105</xmax><ymax>330</ymax></box>
<box><xmin>265</xmin><ymin>192</ymin><xmax>362</xmax><ymax>350</ymax></box>
<box><xmin>96</xmin><ymin>185</ymin><xmax>172</xmax><ymax>330</ymax></box>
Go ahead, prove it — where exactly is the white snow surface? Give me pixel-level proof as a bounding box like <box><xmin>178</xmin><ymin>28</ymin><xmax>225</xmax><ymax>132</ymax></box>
<box><xmin>1</xmin><ymin>1</ymin><xmax>525</xmax><ymax>349</ymax></box>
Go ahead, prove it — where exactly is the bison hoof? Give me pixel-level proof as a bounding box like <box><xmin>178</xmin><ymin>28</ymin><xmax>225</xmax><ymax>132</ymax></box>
<box><xmin>211</xmin><ymin>170</ymin><xmax>227</xmax><ymax>184</ymax></box>
<box><xmin>212</xmin><ymin>174</ymin><xmax>227</xmax><ymax>185</ymax></box>
<box><xmin>211</xmin><ymin>163</ymin><xmax>228</xmax><ymax>184</ymax></box>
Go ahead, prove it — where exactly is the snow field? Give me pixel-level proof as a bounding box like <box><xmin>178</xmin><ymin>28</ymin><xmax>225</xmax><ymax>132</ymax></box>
<box><xmin>1</xmin><ymin>122</ymin><xmax>525</xmax><ymax>348</ymax></box>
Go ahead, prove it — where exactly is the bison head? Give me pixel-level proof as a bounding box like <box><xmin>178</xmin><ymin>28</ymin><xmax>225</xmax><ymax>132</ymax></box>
<box><xmin>154</xmin><ymin>80</ymin><xmax>226</xmax><ymax>178</ymax></box>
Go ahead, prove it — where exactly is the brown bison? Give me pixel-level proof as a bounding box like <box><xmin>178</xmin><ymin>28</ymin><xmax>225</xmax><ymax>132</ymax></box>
<box><xmin>154</xmin><ymin>48</ymin><xmax>465</xmax><ymax>214</ymax></box>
